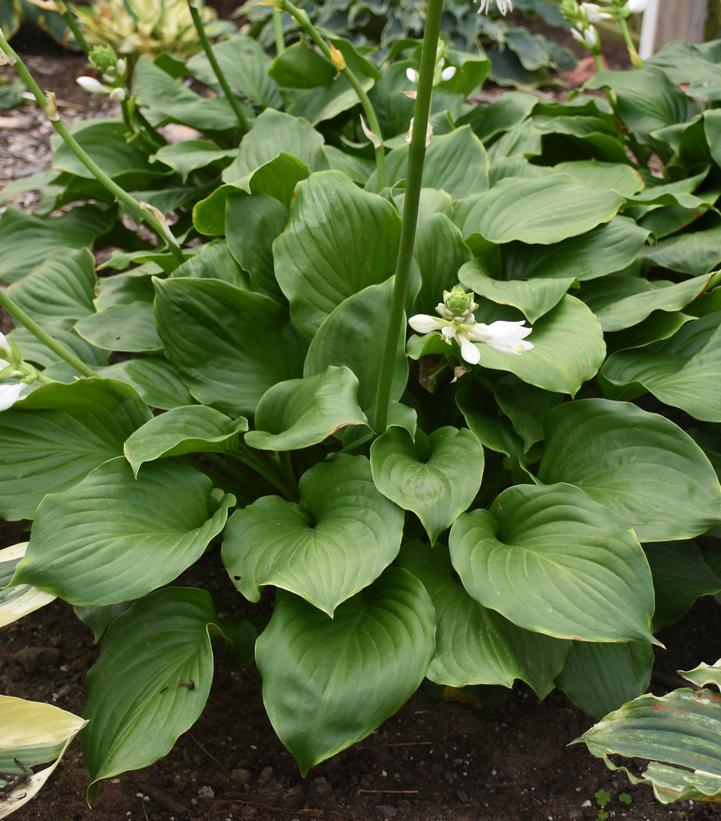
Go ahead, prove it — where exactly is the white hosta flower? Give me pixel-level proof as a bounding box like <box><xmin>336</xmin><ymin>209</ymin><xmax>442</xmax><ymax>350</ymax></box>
<box><xmin>626</xmin><ymin>0</ymin><xmax>647</xmax><ymax>12</ymax></box>
<box><xmin>406</xmin><ymin>67</ymin><xmax>419</xmax><ymax>84</ymax></box>
<box><xmin>440</xmin><ymin>65</ymin><xmax>456</xmax><ymax>81</ymax></box>
<box><xmin>572</xmin><ymin>25</ymin><xmax>598</xmax><ymax>47</ymax></box>
<box><xmin>0</xmin><ymin>331</ymin><xmax>9</xmax><ymax>355</ymax></box>
<box><xmin>0</xmin><ymin>382</ymin><xmax>29</xmax><ymax>412</ymax></box>
<box><xmin>477</xmin><ymin>0</ymin><xmax>513</xmax><ymax>14</ymax></box>
<box><xmin>406</xmin><ymin>117</ymin><xmax>433</xmax><ymax>148</ymax></box>
<box><xmin>580</xmin><ymin>2</ymin><xmax>613</xmax><ymax>22</ymax></box>
<box><xmin>409</xmin><ymin>285</ymin><xmax>533</xmax><ymax>366</ymax></box>
<box><xmin>76</xmin><ymin>76</ymin><xmax>111</xmax><ymax>95</ymax></box>
<box><xmin>109</xmin><ymin>87</ymin><xmax>127</xmax><ymax>102</ymax></box>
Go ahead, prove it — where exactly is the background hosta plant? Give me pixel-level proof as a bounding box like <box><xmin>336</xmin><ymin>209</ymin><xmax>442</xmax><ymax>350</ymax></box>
<box><xmin>1</xmin><ymin>0</ymin><xmax>721</xmax><ymax>813</ymax></box>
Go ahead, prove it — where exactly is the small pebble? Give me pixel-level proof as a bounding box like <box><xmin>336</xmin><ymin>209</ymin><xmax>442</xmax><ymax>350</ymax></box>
<box><xmin>198</xmin><ymin>785</ymin><xmax>215</xmax><ymax>799</ymax></box>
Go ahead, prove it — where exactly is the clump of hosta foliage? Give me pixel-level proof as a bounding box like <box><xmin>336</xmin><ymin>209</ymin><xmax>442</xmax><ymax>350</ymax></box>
<box><xmin>2</xmin><ymin>3</ymin><xmax>721</xmax><ymax>813</ymax></box>
<box><xmin>243</xmin><ymin>0</ymin><xmax>577</xmax><ymax>85</ymax></box>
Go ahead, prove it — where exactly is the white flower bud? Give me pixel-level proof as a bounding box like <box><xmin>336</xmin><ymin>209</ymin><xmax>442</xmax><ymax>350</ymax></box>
<box><xmin>406</xmin><ymin>67</ymin><xmax>419</xmax><ymax>84</ymax></box>
<box><xmin>109</xmin><ymin>87</ymin><xmax>127</xmax><ymax>102</ymax></box>
<box><xmin>440</xmin><ymin>65</ymin><xmax>457</xmax><ymax>81</ymax></box>
<box><xmin>626</xmin><ymin>0</ymin><xmax>647</xmax><ymax>12</ymax></box>
<box><xmin>76</xmin><ymin>76</ymin><xmax>110</xmax><ymax>95</ymax></box>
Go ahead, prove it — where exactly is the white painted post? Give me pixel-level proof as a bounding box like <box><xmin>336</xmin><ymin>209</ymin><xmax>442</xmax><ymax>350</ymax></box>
<box><xmin>638</xmin><ymin>0</ymin><xmax>708</xmax><ymax>59</ymax></box>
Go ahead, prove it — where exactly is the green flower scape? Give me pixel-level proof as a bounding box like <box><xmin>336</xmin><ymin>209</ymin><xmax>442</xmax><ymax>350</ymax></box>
<box><xmin>1</xmin><ymin>0</ymin><xmax>721</xmax><ymax>812</ymax></box>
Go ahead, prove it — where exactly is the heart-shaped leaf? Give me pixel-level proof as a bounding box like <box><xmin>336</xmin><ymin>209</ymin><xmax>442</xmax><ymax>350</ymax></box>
<box><xmin>255</xmin><ymin>567</ymin><xmax>435</xmax><ymax>773</ymax></box>
<box><xmin>449</xmin><ymin>483</ymin><xmax>656</xmax><ymax>643</ymax></box>
<box><xmin>397</xmin><ymin>541</ymin><xmax>568</xmax><ymax>696</ymax></box>
<box><xmin>14</xmin><ymin>459</ymin><xmax>234</xmax><ymax>606</ymax></box>
<box><xmin>222</xmin><ymin>455</ymin><xmax>403</xmax><ymax>615</ymax></box>
<box><xmin>538</xmin><ymin>399</ymin><xmax>721</xmax><ymax>541</ymax></box>
<box><xmin>245</xmin><ymin>366</ymin><xmax>367</xmax><ymax>451</ymax></box>
<box><xmin>124</xmin><ymin>405</ymin><xmax>249</xmax><ymax>476</ymax></box>
<box><xmin>0</xmin><ymin>378</ymin><xmax>152</xmax><ymax>521</ymax></box>
<box><xmin>371</xmin><ymin>427</ymin><xmax>483</xmax><ymax>544</ymax></box>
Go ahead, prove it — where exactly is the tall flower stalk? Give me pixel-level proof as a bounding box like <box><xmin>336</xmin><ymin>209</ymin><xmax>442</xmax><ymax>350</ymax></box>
<box><xmin>372</xmin><ymin>0</ymin><xmax>444</xmax><ymax>432</ymax></box>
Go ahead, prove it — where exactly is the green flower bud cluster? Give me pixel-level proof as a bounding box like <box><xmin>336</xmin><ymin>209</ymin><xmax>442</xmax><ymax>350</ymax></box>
<box><xmin>438</xmin><ymin>285</ymin><xmax>478</xmax><ymax>321</ymax></box>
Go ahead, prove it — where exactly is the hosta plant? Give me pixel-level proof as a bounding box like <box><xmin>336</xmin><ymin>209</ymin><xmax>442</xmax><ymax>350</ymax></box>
<box><xmin>1</xmin><ymin>0</ymin><xmax>721</xmax><ymax>812</ymax></box>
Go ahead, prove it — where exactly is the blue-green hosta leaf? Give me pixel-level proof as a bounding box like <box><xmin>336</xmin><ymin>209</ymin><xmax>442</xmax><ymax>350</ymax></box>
<box><xmin>371</xmin><ymin>427</ymin><xmax>483</xmax><ymax>544</ymax></box>
<box><xmin>74</xmin><ymin>303</ymin><xmax>163</xmax><ymax>353</ymax></box>
<box><xmin>0</xmin><ymin>206</ymin><xmax>113</xmax><ymax>283</ymax></box>
<box><xmin>6</xmin><ymin>248</ymin><xmax>96</xmax><ymax>323</ymax></box>
<box><xmin>124</xmin><ymin>406</ymin><xmax>249</xmax><ymax>476</ymax></box>
<box><xmin>557</xmin><ymin>641</ymin><xmax>654</xmax><ymax>719</ymax></box>
<box><xmin>0</xmin><ymin>543</ymin><xmax>56</xmax><ymax>628</ymax></box>
<box><xmin>152</xmin><ymin>140</ymin><xmax>237</xmax><ymax>183</ymax></box>
<box><xmin>98</xmin><ymin>358</ymin><xmax>193</xmax><ymax>410</ymax></box>
<box><xmin>582</xmin><ymin>272</ymin><xmax>716</xmax><ymax>332</ymax></box>
<box><xmin>0</xmin><ymin>696</ymin><xmax>85</xmax><ymax>818</ymax></box>
<box><xmin>154</xmin><ymin>277</ymin><xmax>306</xmax><ymax>417</ymax></box>
<box><xmin>170</xmin><ymin>240</ymin><xmax>247</xmax><ymax>288</ymax></box>
<box><xmin>367</xmin><ymin>126</ymin><xmax>489</xmax><ymax>197</ymax></box>
<box><xmin>255</xmin><ymin>568</ymin><xmax>435</xmax><ymax>773</ymax></box>
<box><xmin>397</xmin><ymin>541</ymin><xmax>568</xmax><ymax>696</ymax></box>
<box><xmin>471</xmin><ymin>296</ymin><xmax>606</xmax><ymax>396</ymax></box>
<box><xmin>455</xmin><ymin>175</ymin><xmax>623</xmax><ymax>245</ymax></box>
<box><xmin>412</xmin><ymin>213</ymin><xmax>471</xmax><ymax>315</ymax></box>
<box><xmin>0</xmin><ymin>379</ymin><xmax>151</xmax><ymax>521</ymax></box>
<box><xmin>449</xmin><ymin>483</ymin><xmax>656</xmax><ymax>643</ymax></box>
<box><xmin>304</xmin><ymin>280</ymin><xmax>407</xmax><ymax>424</ymax></box>
<box><xmin>187</xmin><ymin>34</ymin><xmax>282</xmax><ymax>109</ymax></box>
<box><xmin>245</xmin><ymin>366</ymin><xmax>367</xmax><ymax>452</ymax></box>
<box><xmin>601</xmin><ymin>312</ymin><xmax>721</xmax><ymax>422</ymax></box>
<box><xmin>644</xmin><ymin>541</ymin><xmax>721</xmax><ymax>631</ymax></box>
<box><xmin>553</xmin><ymin>160</ymin><xmax>644</xmax><ymax>197</ymax></box>
<box><xmin>499</xmin><ymin>217</ymin><xmax>650</xmax><ymax>282</ymax></box>
<box><xmin>14</xmin><ymin>459</ymin><xmax>234</xmax><ymax>606</ymax></box>
<box><xmin>578</xmin><ymin>687</ymin><xmax>721</xmax><ymax>804</ymax></box>
<box><xmin>538</xmin><ymin>399</ymin><xmax>721</xmax><ymax>542</ymax></box>
<box><xmin>491</xmin><ymin>378</ymin><xmax>563</xmax><ymax>453</ymax></box>
<box><xmin>274</xmin><ymin>171</ymin><xmax>401</xmax><ymax>336</ymax></box>
<box><xmin>459</xmin><ymin>258</ymin><xmax>574</xmax><ymax>323</ymax></box>
<box><xmin>640</xmin><ymin>219</ymin><xmax>721</xmax><ymax>275</ymax></box>
<box><xmin>81</xmin><ymin>588</ymin><xmax>221</xmax><ymax>801</ymax></box>
<box><xmin>222</xmin><ymin>455</ymin><xmax>403</xmax><ymax>615</ymax></box>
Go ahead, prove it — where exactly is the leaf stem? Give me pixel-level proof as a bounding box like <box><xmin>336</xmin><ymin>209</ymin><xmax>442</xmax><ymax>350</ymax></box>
<box><xmin>372</xmin><ymin>0</ymin><xmax>443</xmax><ymax>432</ymax></box>
<box><xmin>0</xmin><ymin>30</ymin><xmax>185</xmax><ymax>264</ymax></box>
<box><xmin>187</xmin><ymin>0</ymin><xmax>250</xmax><ymax>133</ymax></box>
<box><xmin>618</xmin><ymin>16</ymin><xmax>642</xmax><ymax>68</ymax></box>
<box><xmin>272</xmin><ymin>7</ymin><xmax>285</xmax><ymax>54</ymax></box>
<box><xmin>279</xmin><ymin>0</ymin><xmax>385</xmax><ymax>187</ymax></box>
<box><xmin>229</xmin><ymin>446</ymin><xmax>297</xmax><ymax>500</ymax></box>
<box><xmin>60</xmin><ymin>3</ymin><xmax>91</xmax><ymax>55</ymax></box>
<box><xmin>0</xmin><ymin>289</ymin><xmax>96</xmax><ymax>377</ymax></box>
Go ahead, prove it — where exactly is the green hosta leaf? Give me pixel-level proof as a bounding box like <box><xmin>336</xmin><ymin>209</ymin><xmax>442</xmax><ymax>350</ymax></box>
<box><xmin>154</xmin><ymin>277</ymin><xmax>306</xmax><ymax>417</ymax></box>
<box><xmin>171</xmin><ymin>240</ymin><xmax>247</xmax><ymax>288</ymax></box>
<box><xmin>0</xmin><ymin>696</ymin><xmax>85</xmax><ymax>818</ymax></box>
<box><xmin>0</xmin><ymin>379</ymin><xmax>151</xmax><ymax>521</ymax></box>
<box><xmin>371</xmin><ymin>427</ymin><xmax>483</xmax><ymax>544</ymax></box>
<box><xmin>680</xmin><ymin>660</ymin><xmax>721</xmax><ymax>690</ymax></box>
<box><xmin>554</xmin><ymin>160</ymin><xmax>644</xmax><ymax>197</ymax></box>
<box><xmin>583</xmin><ymin>272</ymin><xmax>715</xmax><ymax>332</ymax></box>
<box><xmin>222</xmin><ymin>455</ymin><xmax>403</xmax><ymax>615</ymax></box>
<box><xmin>602</xmin><ymin>313</ymin><xmax>721</xmax><ymax>422</ymax></box>
<box><xmin>471</xmin><ymin>296</ymin><xmax>606</xmax><ymax>396</ymax></box>
<box><xmin>0</xmin><ymin>206</ymin><xmax>113</xmax><ymax>283</ymax></box>
<box><xmin>413</xmin><ymin>213</ymin><xmax>471</xmax><ymax>315</ymax></box>
<box><xmin>99</xmin><ymin>358</ymin><xmax>193</xmax><ymax>410</ymax></box>
<box><xmin>222</xmin><ymin>108</ymin><xmax>325</xmax><ymax>189</ymax></box>
<box><xmin>10</xmin><ymin>324</ymin><xmax>107</xmax><ymax>371</ymax></box>
<box><xmin>644</xmin><ymin>541</ymin><xmax>721</xmax><ymax>630</ymax></box>
<box><xmin>397</xmin><ymin>541</ymin><xmax>568</xmax><ymax>696</ymax></box>
<box><xmin>6</xmin><ymin>248</ymin><xmax>96</xmax><ymax>323</ymax></box>
<box><xmin>82</xmin><ymin>587</ymin><xmax>220</xmax><ymax>801</ymax></box>
<box><xmin>152</xmin><ymin>140</ymin><xmax>237</xmax><ymax>182</ymax></box>
<box><xmin>606</xmin><ymin>311</ymin><xmax>697</xmax><ymax>353</ymax></box>
<box><xmin>75</xmin><ymin>303</ymin><xmax>163</xmax><ymax>353</ymax></box>
<box><xmin>449</xmin><ymin>483</ymin><xmax>655</xmax><ymax>643</ymax></box>
<box><xmin>640</xmin><ymin>219</ymin><xmax>721</xmax><ymax>275</ymax></box>
<box><xmin>491</xmin><ymin>378</ymin><xmax>563</xmax><ymax>453</ymax></box>
<box><xmin>459</xmin><ymin>258</ymin><xmax>574</xmax><ymax>323</ymax></box>
<box><xmin>557</xmin><ymin>642</ymin><xmax>654</xmax><ymax>719</ymax></box>
<box><xmin>538</xmin><ymin>399</ymin><xmax>721</xmax><ymax>542</ymax></box>
<box><xmin>304</xmin><ymin>280</ymin><xmax>407</xmax><ymax>424</ymax></box>
<box><xmin>14</xmin><ymin>459</ymin><xmax>234</xmax><ymax>606</ymax></box>
<box><xmin>455</xmin><ymin>175</ymin><xmax>623</xmax><ymax>245</ymax></box>
<box><xmin>124</xmin><ymin>406</ymin><xmax>249</xmax><ymax>476</ymax></box>
<box><xmin>255</xmin><ymin>567</ymin><xmax>435</xmax><ymax>773</ymax></box>
<box><xmin>500</xmin><ymin>217</ymin><xmax>650</xmax><ymax>282</ymax></box>
<box><xmin>455</xmin><ymin>382</ymin><xmax>526</xmax><ymax>461</ymax></box>
<box><xmin>586</xmin><ymin>67</ymin><xmax>696</xmax><ymax>138</ymax></box>
<box><xmin>274</xmin><ymin>171</ymin><xmax>401</xmax><ymax>336</ymax></box>
<box><xmin>133</xmin><ymin>58</ymin><xmax>242</xmax><ymax>132</ymax></box>
<box><xmin>367</xmin><ymin>126</ymin><xmax>489</xmax><ymax>197</ymax></box>
<box><xmin>457</xmin><ymin>91</ymin><xmax>537</xmax><ymax>142</ymax></box>
<box><xmin>0</xmin><ymin>543</ymin><xmax>55</xmax><ymax>628</ymax></box>
<box><xmin>578</xmin><ymin>688</ymin><xmax>721</xmax><ymax>804</ymax></box>
<box><xmin>187</xmin><ymin>34</ymin><xmax>282</xmax><ymax>109</ymax></box>
<box><xmin>226</xmin><ymin>191</ymin><xmax>287</xmax><ymax>299</ymax></box>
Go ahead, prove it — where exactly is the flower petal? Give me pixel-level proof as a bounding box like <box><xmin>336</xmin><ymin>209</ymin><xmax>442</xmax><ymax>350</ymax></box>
<box><xmin>409</xmin><ymin>314</ymin><xmax>443</xmax><ymax>334</ymax></box>
<box><xmin>459</xmin><ymin>336</ymin><xmax>481</xmax><ymax>365</ymax></box>
<box><xmin>0</xmin><ymin>382</ymin><xmax>28</xmax><ymax>412</ymax></box>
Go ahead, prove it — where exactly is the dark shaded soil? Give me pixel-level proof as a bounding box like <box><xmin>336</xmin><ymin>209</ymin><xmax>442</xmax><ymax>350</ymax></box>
<box><xmin>2</xmin><ymin>516</ymin><xmax>720</xmax><ymax>821</ymax></box>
